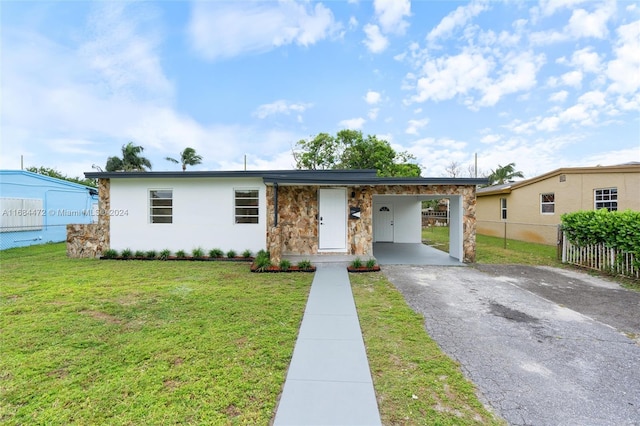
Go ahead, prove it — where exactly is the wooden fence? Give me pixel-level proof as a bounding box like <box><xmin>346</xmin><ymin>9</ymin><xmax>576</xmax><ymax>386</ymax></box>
<box><xmin>561</xmin><ymin>232</ymin><xmax>639</xmax><ymax>279</ymax></box>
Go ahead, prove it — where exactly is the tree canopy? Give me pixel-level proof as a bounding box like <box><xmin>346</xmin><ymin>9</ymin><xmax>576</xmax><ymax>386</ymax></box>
<box><xmin>293</xmin><ymin>130</ymin><xmax>421</xmax><ymax>177</ymax></box>
<box><xmin>165</xmin><ymin>147</ymin><xmax>203</xmax><ymax>171</ymax></box>
<box><xmin>105</xmin><ymin>142</ymin><xmax>152</xmax><ymax>172</ymax></box>
<box><xmin>487</xmin><ymin>163</ymin><xmax>524</xmax><ymax>185</ymax></box>
<box><xmin>26</xmin><ymin>166</ymin><xmax>96</xmax><ymax>187</ymax></box>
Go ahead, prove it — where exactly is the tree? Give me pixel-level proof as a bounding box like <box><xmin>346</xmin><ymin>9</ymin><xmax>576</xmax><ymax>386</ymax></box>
<box><xmin>105</xmin><ymin>142</ymin><xmax>152</xmax><ymax>172</ymax></box>
<box><xmin>26</xmin><ymin>166</ymin><xmax>96</xmax><ymax>187</ymax></box>
<box><xmin>444</xmin><ymin>161</ymin><xmax>462</xmax><ymax>178</ymax></box>
<box><xmin>487</xmin><ymin>163</ymin><xmax>524</xmax><ymax>185</ymax></box>
<box><xmin>293</xmin><ymin>130</ymin><xmax>421</xmax><ymax>177</ymax></box>
<box><xmin>165</xmin><ymin>147</ymin><xmax>203</xmax><ymax>171</ymax></box>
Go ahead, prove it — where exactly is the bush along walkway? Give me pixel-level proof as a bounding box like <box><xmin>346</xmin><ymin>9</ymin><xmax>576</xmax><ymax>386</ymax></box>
<box><xmin>273</xmin><ymin>264</ymin><xmax>381</xmax><ymax>425</ymax></box>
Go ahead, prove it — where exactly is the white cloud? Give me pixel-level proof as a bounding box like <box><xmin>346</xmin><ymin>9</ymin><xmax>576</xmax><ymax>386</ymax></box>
<box><xmin>364</xmin><ymin>90</ymin><xmax>382</xmax><ymax>104</ymax></box>
<box><xmin>426</xmin><ymin>0</ymin><xmax>489</xmax><ymax>46</ymax></box>
<box><xmin>187</xmin><ymin>1</ymin><xmax>339</xmax><ymax>61</ymax></box>
<box><xmin>478</xmin><ymin>51</ymin><xmax>544</xmax><ymax>107</ymax></box>
<box><xmin>606</xmin><ymin>20</ymin><xmax>640</xmax><ymax>95</ymax></box>
<box><xmin>339</xmin><ymin>117</ymin><xmax>366</xmax><ymax>129</ymax></box>
<box><xmin>566</xmin><ymin>2</ymin><xmax>615</xmax><ymax>39</ymax></box>
<box><xmin>349</xmin><ymin>16</ymin><xmax>359</xmax><ymax>30</ymax></box>
<box><xmin>549</xmin><ymin>90</ymin><xmax>569</xmax><ymax>102</ymax></box>
<box><xmin>561</xmin><ymin>70</ymin><xmax>583</xmax><ymax>88</ymax></box>
<box><xmin>405</xmin><ymin>118</ymin><xmax>429</xmax><ymax>135</ymax></box>
<box><xmin>538</xmin><ymin>0</ymin><xmax>588</xmax><ymax>17</ymax></box>
<box><xmin>480</xmin><ymin>134</ymin><xmax>501</xmax><ymax>144</ymax></box>
<box><xmin>253</xmin><ymin>100</ymin><xmax>312</xmax><ymax>119</ymax></box>
<box><xmin>374</xmin><ymin>0</ymin><xmax>411</xmax><ymax>35</ymax></box>
<box><xmin>570</xmin><ymin>47</ymin><xmax>602</xmax><ymax>73</ymax></box>
<box><xmin>363</xmin><ymin>24</ymin><xmax>388</xmax><ymax>53</ymax></box>
<box><xmin>368</xmin><ymin>108</ymin><xmax>380</xmax><ymax>120</ymax></box>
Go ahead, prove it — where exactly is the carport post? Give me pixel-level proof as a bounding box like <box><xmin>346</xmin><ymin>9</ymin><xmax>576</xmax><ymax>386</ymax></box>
<box><xmin>503</xmin><ymin>221</ymin><xmax>507</xmax><ymax>249</ymax></box>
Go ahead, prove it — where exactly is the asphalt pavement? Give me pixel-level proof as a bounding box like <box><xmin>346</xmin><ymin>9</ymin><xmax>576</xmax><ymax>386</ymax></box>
<box><xmin>382</xmin><ymin>264</ymin><xmax>640</xmax><ymax>426</ymax></box>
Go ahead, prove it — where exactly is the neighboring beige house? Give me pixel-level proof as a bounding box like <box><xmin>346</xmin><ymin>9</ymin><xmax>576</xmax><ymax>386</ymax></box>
<box><xmin>476</xmin><ymin>163</ymin><xmax>640</xmax><ymax>245</ymax></box>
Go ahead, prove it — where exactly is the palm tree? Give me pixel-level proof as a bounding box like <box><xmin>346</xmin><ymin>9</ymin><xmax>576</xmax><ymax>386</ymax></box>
<box><xmin>165</xmin><ymin>147</ymin><xmax>203</xmax><ymax>171</ymax></box>
<box><xmin>487</xmin><ymin>163</ymin><xmax>524</xmax><ymax>185</ymax></box>
<box><xmin>105</xmin><ymin>142</ymin><xmax>152</xmax><ymax>172</ymax></box>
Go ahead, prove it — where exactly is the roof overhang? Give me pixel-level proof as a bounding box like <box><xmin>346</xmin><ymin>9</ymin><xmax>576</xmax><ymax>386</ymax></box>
<box><xmin>84</xmin><ymin>169</ymin><xmax>488</xmax><ymax>187</ymax></box>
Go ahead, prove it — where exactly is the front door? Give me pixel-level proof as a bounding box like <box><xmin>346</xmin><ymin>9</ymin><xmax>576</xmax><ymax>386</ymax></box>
<box><xmin>374</xmin><ymin>204</ymin><xmax>394</xmax><ymax>242</ymax></box>
<box><xmin>318</xmin><ymin>188</ymin><xmax>346</xmax><ymax>251</ymax></box>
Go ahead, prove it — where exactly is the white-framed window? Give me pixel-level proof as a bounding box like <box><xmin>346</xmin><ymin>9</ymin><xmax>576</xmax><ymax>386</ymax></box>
<box><xmin>149</xmin><ymin>189</ymin><xmax>172</xmax><ymax>224</ymax></box>
<box><xmin>0</xmin><ymin>198</ymin><xmax>44</xmax><ymax>232</ymax></box>
<box><xmin>500</xmin><ymin>198</ymin><xmax>507</xmax><ymax>220</ymax></box>
<box><xmin>595</xmin><ymin>188</ymin><xmax>617</xmax><ymax>211</ymax></box>
<box><xmin>540</xmin><ymin>193</ymin><xmax>555</xmax><ymax>214</ymax></box>
<box><xmin>235</xmin><ymin>189</ymin><xmax>259</xmax><ymax>224</ymax></box>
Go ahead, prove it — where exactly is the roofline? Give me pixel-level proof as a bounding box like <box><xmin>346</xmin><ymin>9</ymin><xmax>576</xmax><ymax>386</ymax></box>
<box><xmin>477</xmin><ymin>163</ymin><xmax>640</xmax><ymax>197</ymax></box>
<box><xmin>83</xmin><ymin>169</ymin><xmax>378</xmax><ymax>179</ymax></box>
<box><xmin>1</xmin><ymin>169</ymin><xmax>97</xmax><ymax>191</ymax></box>
<box><xmin>84</xmin><ymin>169</ymin><xmax>487</xmax><ymax>186</ymax></box>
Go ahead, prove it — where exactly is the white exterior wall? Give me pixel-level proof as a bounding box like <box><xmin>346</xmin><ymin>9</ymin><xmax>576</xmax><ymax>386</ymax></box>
<box><xmin>373</xmin><ymin>195</ymin><xmax>422</xmax><ymax>243</ymax></box>
<box><xmin>448</xmin><ymin>195</ymin><xmax>463</xmax><ymax>261</ymax></box>
<box><xmin>109</xmin><ymin>177</ymin><xmax>267</xmax><ymax>253</ymax></box>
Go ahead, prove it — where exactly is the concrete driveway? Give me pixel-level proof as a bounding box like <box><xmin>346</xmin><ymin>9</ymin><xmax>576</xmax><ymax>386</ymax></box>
<box><xmin>382</xmin><ymin>264</ymin><xmax>640</xmax><ymax>426</ymax></box>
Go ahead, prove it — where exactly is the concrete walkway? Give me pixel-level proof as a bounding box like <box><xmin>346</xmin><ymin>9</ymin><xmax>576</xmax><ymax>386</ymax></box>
<box><xmin>273</xmin><ymin>264</ymin><xmax>382</xmax><ymax>426</ymax></box>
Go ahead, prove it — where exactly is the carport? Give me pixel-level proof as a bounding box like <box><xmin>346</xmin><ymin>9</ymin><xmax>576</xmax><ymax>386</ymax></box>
<box><xmin>372</xmin><ymin>193</ymin><xmax>464</xmax><ymax>263</ymax></box>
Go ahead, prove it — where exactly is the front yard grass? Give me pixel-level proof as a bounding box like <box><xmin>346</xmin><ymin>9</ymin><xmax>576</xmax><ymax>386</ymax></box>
<box><xmin>351</xmin><ymin>273</ymin><xmax>503</xmax><ymax>425</ymax></box>
<box><xmin>2</xmin><ymin>243</ymin><xmax>503</xmax><ymax>425</ymax></box>
<box><xmin>0</xmin><ymin>243</ymin><xmax>312</xmax><ymax>425</ymax></box>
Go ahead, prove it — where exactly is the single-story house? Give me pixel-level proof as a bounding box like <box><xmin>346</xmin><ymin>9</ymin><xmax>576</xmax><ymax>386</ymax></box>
<box><xmin>476</xmin><ymin>163</ymin><xmax>640</xmax><ymax>245</ymax></box>
<box><xmin>68</xmin><ymin>169</ymin><xmax>487</xmax><ymax>262</ymax></box>
<box><xmin>0</xmin><ymin>170</ymin><xmax>99</xmax><ymax>250</ymax></box>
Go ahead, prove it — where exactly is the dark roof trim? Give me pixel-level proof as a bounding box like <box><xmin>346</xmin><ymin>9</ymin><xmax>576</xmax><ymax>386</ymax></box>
<box><xmin>84</xmin><ymin>169</ymin><xmax>487</xmax><ymax>186</ymax></box>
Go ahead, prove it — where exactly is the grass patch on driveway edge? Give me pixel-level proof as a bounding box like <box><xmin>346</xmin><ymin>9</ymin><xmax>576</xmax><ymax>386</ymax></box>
<box><xmin>351</xmin><ymin>272</ymin><xmax>504</xmax><ymax>425</ymax></box>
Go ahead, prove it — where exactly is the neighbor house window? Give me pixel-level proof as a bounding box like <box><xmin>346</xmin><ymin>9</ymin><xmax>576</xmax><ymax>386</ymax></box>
<box><xmin>0</xmin><ymin>198</ymin><xmax>44</xmax><ymax>232</ymax></box>
<box><xmin>500</xmin><ymin>198</ymin><xmax>507</xmax><ymax>220</ymax></box>
<box><xmin>235</xmin><ymin>189</ymin><xmax>259</xmax><ymax>224</ymax></box>
<box><xmin>150</xmin><ymin>190</ymin><xmax>172</xmax><ymax>223</ymax></box>
<box><xmin>595</xmin><ymin>188</ymin><xmax>617</xmax><ymax>211</ymax></box>
<box><xmin>540</xmin><ymin>193</ymin><xmax>555</xmax><ymax>214</ymax></box>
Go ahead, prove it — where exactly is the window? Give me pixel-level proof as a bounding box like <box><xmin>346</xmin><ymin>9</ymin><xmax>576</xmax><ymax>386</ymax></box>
<box><xmin>540</xmin><ymin>193</ymin><xmax>555</xmax><ymax>214</ymax></box>
<box><xmin>0</xmin><ymin>198</ymin><xmax>44</xmax><ymax>232</ymax></box>
<box><xmin>595</xmin><ymin>188</ymin><xmax>617</xmax><ymax>211</ymax></box>
<box><xmin>235</xmin><ymin>189</ymin><xmax>259</xmax><ymax>224</ymax></box>
<box><xmin>150</xmin><ymin>190</ymin><xmax>172</xmax><ymax>223</ymax></box>
<box><xmin>500</xmin><ymin>198</ymin><xmax>507</xmax><ymax>220</ymax></box>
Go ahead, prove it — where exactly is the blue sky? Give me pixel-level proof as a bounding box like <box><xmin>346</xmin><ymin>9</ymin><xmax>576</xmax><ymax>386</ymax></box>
<box><xmin>1</xmin><ymin>0</ymin><xmax>639</xmax><ymax>180</ymax></box>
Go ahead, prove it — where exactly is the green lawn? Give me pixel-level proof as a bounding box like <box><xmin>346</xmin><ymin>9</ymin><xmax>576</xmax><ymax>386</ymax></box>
<box><xmin>0</xmin><ymin>244</ymin><xmax>312</xmax><ymax>425</ymax></box>
<box><xmin>1</xmin><ymin>243</ymin><xmax>502</xmax><ymax>425</ymax></box>
<box><xmin>422</xmin><ymin>227</ymin><xmax>560</xmax><ymax>266</ymax></box>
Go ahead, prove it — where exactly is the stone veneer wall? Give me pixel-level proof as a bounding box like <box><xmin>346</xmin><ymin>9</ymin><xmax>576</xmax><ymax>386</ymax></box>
<box><xmin>266</xmin><ymin>184</ymin><xmax>478</xmax><ymax>263</ymax></box>
<box><xmin>66</xmin><ymin>178</ymin><xmax>110</xmax><ymax>258</ymax></box>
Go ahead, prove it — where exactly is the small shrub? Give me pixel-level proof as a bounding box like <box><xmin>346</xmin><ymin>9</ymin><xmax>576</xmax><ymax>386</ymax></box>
<box><xmin>159</xmin><ymin>249</ymin><xmax>171</xmax><ymax>260</ymax></box>
<box><xmin>145</xmin><ymin>250</ymin><xmax>157</xmax><ymax>259</ymax></box>
<box><xmin>226</xmin><ymin>250</ymin><xmax>237</xmax><ymax>259</ymax></box>
<box><xmin>121</xmin><ymin>248</ymin><xmax>132</xmax><ymax>259</ymax></box>
<box><xmin>176</xmin><ymin>250</ymin><xmax>187</xmax><ymax>259</ymax></box>
<box><xmin>134</xmin><ymin>250</ymin><xmax>145</xmax><ymax>258</ymax></box>
<box><xmin>209</xmin><ymin>248</ymin><xmax>224</xmax><ymax>258</ymax></box>
<box><xmin>256</xmin><ymin>249</ymin><xmax>270</xmax><ymax>260</ymax></box>
<box><xmin>365</xmin><ymin>258</ymin><xmax>377</xmax><ymax>269</ymax></box>
<box><xmin>254</xmin><ymin>255</ymin><xmax>272</xmax><ymax>272</ymax></box>
<box><xmin>297</xmin><ymin>259</ymin><xmax>312</xmax><ymax>270</ymax></box>
<box><xmin>103</xmin><ymin>249</ymin><xmax>118</xmax><ymax>259</ymax></box>
<box><xmin>351</xmin><ymin>257</ymin><xmax>363</xmax><ymax>268</ymax></box>
<box><xmin>242</xmin><ymin>249</ymin><xmax>253</xmax><ymax>258</ymax></box>
<box><xmin>192</xmin><ymin>247</ymin><xmax>205</xmax><ymax>259</ymax></box>
<box><xmin>279</xmin><ymin>259</ymin><xmax>291</xmax><ymax>271</ymax></box>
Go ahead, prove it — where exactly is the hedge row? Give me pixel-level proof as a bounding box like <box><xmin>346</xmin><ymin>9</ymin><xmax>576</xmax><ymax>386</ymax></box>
<box><xmin>561</xmin><ymin>209</ymin><xmax>640</xmax><ymax>256</ymax></box>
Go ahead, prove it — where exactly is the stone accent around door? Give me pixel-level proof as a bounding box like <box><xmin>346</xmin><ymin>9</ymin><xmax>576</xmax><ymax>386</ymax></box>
<box><xmin>266</xmin><ymin>184</ymin><xmax>478</xmax><ymax>263</ymax></box>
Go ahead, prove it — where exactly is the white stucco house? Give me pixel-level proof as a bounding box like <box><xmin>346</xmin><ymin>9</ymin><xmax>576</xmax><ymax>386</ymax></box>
<box><xmin>68</xmin><ymin>170</ymin><xmax>486</xmax><ymax>263</ymax></box>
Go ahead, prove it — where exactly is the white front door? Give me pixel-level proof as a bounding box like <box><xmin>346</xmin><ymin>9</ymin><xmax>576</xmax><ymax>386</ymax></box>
<box><xmin>319</xmin><ymin>188</ymin><xmax>347</xmax><ymax>251</ymax></box>
<box><xmin>374</xmin><ymin>204</ymin><xmax>394</xmax><ymax>242</ymax></box>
